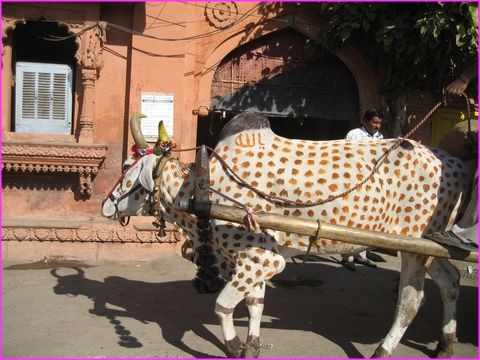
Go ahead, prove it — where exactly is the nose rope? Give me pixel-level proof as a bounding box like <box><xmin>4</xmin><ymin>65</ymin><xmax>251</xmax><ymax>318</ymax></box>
<box><xmin>104</xmin><ymin>156</ymin><xmax>144</xmax><ymax>204</ymax></box>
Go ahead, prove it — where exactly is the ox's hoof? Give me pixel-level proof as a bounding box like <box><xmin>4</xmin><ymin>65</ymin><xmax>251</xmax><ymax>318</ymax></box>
<box><xmin>371</xmin><ymin>345</ymin><xmax>391</xmax><ymax>358</ymax></box>
<box><xmin>341</xmin><ymin>259</ymin><xmax>356</xmax><ymax>271</ymax></box>
<box><xmin>242</xmin><ymin>335</ymin><xmax>260</xmax><ymax>358</ymax></box>
<box><xmin>225</xmin><ymin>336</ymin><xmax>245</xmax><ymax>358</ymax></box>
<box><xmin>434</xmin><ymin>333</ymin><xmax>457</xmax><ymax>358</ymax></box>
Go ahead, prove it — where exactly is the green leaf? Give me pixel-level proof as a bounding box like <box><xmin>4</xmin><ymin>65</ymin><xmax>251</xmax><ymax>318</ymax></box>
<box><xmin>315</xmin><ymin>1</ymin><xmax>478</xmax><ymax>95</ymax></box>
<box><xmin>339</xmin><ymin>27</ymin><xmax>352</xmax><ymax>42</ymax></box>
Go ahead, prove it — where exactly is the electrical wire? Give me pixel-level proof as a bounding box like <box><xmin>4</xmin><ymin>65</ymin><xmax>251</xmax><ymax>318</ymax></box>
<box><xmin>16</xmin><ymin>1</ymin><xmax>304</xmax><ymax>44</ymax></box>
<box><xmin>14</xmin><ymin>2</ymin><xmax>320</xmax><ymax>63</ymax></box>
<box><xmin>132</xmin><ymin>46</ymin><xmax>185</xmax><ymax>58</ymax></box>
<box><xmin>106</xmin><ymin>21</ymin><xmax>228</xmax><ymax>41</ymax></box>
<box><xmin>103</xmin><ymin>46</ymin><xmax>128</xmax><ymax>60</ymax></box>
<box><xmin>183</xmin><ymin>2</ymin><xmax>287</xmax><ymax>23</ymax></box>
<box><xmin>32</xmin><ymin>23</ymin><xmax>98</xmax><ymax>42</ymax></box>
<box><xmin>145</xmin><ymin>1</ymin><xmax>169</xmax><ymax>30</ymax></box>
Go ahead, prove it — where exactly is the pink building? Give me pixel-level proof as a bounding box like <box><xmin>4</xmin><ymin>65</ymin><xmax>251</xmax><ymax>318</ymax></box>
<box><xmin>1</xmin><ymin>2</ymin><xmax>468</xmax><ymax>261</ymax></box>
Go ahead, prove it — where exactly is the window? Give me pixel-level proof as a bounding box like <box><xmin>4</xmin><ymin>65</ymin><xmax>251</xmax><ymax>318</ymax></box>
<box><xmin>15</xmin><ymin>61</ymin><xmax>73</xmax><ymax>135</ymax></box>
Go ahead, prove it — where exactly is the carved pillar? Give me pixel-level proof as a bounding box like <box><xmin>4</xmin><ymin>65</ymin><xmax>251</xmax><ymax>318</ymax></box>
<box><xmin>74</xmin><ymin>22</ymin><xmax>105</xmax><ymax>143</ymax></box>
<box><xmin>78</xmin><ymin>68</ymin><xmax>97</xmax><ymax>142</ymax></box>
<box><xmin>2</xmin><ymin>18</ymin><xmax>26</xmax><ymax>131</ymax></box>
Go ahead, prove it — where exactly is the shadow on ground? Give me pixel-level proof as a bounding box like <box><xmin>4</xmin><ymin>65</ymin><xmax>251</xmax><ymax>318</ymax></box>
<box><xmin>4</xmin><ymin>258</ymin><xmax>478</xmax><ymax>358</ymax></box>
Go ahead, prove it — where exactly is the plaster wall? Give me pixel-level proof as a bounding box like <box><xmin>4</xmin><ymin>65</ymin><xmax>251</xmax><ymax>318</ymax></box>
<box><xmin>2</xmin><ymin>2</ymin><xmax>386</xmax><ymax>261</ymax></box>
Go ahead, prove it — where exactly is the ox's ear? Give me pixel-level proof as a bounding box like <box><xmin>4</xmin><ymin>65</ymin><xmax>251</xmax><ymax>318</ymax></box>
<box><xmin>138</xmin><ymin>155</ymin><xmax>158</xmax><ymax>192</ymax></box>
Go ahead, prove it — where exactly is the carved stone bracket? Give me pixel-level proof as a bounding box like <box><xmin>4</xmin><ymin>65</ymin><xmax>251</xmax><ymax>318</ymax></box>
<box><xmin>2</xmin><ymin>140</ymin><xmax>108</xmax><ymax>196</ymax></box>
<box><xmin>73</xmin><ymin>21</ymin><xmax>106</xmax><ymax>71</ymax></box>
<box><xmin>2</xmin><ymin>17</ymin><xmax>25</xmax><ymax>67</ymax></box>
<box><xmin>2</xmin><ymin>17</ymin><xmax>26</xmax><ymax>40</ymax></box>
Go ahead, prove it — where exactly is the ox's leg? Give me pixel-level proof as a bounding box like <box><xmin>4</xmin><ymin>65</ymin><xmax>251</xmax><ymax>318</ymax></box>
<box><xmin>243</xmin><ymin>251</ymin><xmax>286</xmax><ymax>358</ymax></box>
<box><xmin>215</xmin><ymin>246</ymin><xmax>285</xmax><ymax>358</ymax></box>
<box><xmin>426</xmin><ymin>258</ymin><xmax>460</xmax><ymax>358</ymax></box>
<box><xmin>243</xmin><ymin>285</ymin><xmax>265</xmax><ymax>358</ymax></box>
<box><xmin>372</xmin><ymin>253</ymin><xmax>426</xmax><ymax>358</ymax></box>
<box><xmin>215</xmin><ymin>279</ymin><xmax>247</xmax><ymax>358</ymax></box>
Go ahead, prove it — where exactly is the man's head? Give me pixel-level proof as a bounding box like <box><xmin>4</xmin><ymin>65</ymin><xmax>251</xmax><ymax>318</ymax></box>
<box><xmin>362</xmin><ymin>108</ymin><xmax>383</xmax><ymax>136</ymax></box>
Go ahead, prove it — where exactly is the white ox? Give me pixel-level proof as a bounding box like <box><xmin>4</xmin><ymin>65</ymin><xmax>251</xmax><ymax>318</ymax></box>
<box><xmin>102</xmin><ymin>112</ymin><xmax>472</xmax><ymax>358</ymax></box>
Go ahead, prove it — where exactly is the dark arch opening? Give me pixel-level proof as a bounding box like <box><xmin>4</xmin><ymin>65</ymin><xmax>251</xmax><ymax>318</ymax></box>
<box><xmin>197</xmin><ymin>28</ymin><xmax>359</xmax><ymax>148</ymax></box>
<box><xmin>12</xmin><ymin>20</ymin><xmax>77</xmax><ymax>66</ymax></box>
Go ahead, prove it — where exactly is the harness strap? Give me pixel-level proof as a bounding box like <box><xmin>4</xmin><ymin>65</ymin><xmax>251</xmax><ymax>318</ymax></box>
<box><xmin>151</xmin><ymin>156</ymin><xmax>172</xmax><ymax>236</ymax></box>
<box><xmin>302</xmin><ymin>219</ymin><xmax>323</xmax><ymax>265</ymax></box>
<box><xmin>104</xmin><ymin>156</ymin><xmax>143</xmax><ymax>203</ymax></box>
<box><xmin>110</xmin><ymin>182</ymin><xmax>143</xmax><ymax>205</ymax></box>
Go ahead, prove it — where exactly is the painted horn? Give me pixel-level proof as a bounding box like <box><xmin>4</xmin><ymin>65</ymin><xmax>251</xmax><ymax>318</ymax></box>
<box><xmin>158</xmin><ymin>120</ymin><xmax>170</xmax><ymax>142</ymax></box>
<box><xmin>130</xmin><ymin>113</ymin><xmax>148</xmax><ymax>149</ymax></box>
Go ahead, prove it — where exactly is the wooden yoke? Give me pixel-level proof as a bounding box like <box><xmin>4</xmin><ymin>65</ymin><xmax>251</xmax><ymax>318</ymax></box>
<box><xmin>180</xmin><ymin>145</ymin><xmax>212</xmax><ymax>217</ymax></box>
<box><xmin>189</xmin><ymin>202</ymin><xmax>478</xmax><ymax>263</ymax></box>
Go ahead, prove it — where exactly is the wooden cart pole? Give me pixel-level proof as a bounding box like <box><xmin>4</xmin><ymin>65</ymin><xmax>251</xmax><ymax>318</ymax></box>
<box><xmin>181</xmin><ymin>202</ymin><xmax>477</xmax><ymax>263</ymax></box>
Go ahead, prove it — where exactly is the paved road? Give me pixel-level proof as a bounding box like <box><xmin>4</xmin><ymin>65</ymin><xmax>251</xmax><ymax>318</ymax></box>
<box><xmin>2</xmin><ymin>252</ymin><xmax>478</xmax><ymax>358</ymax></box>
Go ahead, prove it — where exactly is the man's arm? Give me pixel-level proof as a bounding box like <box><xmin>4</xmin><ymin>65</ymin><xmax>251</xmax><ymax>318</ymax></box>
<box><xmin>446</xmin><ymin>63</ymin><xmax>477</xmax><ymax>95</ymax></box>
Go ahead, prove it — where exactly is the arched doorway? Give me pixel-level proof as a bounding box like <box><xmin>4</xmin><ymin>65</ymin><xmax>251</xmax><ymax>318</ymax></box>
<box><xmin>197</xmin><ymin>28</ymin><xmax>359</xmax><ymax>148</ymax></box>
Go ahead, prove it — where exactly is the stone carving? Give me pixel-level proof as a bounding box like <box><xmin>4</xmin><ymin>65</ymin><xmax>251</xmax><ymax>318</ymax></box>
<box><xmin>78</xmin><ymin>68</ymin><xmax>97</xmax><ymax>143</ymax></box>
<box><xmin>205</xmin><ymin>2</ymin><xmax>238</xmax><ymax>29</ymax></box>
<box><xmin>73</xmin><ymin>22</ymin><xmax>106</xmax><ymax>143</ymax></box>
<box><xmin>2</xmin><ymin>17</ymin><xmax>25</xmax><ymax>66</ymax></box>
<box><xmin>2</xmin><ymin>18</ymin><xmax>105</xmax><ymax>144</ymax></box>
<box><xmin>2</xmin><ymin>223</ymin><xmax>181</xmax><ymax>244</ymax></box>
<box><xmin>74</xmin><ymin>21</ymin><xmax>106</xmax><ymax>71</ymax></box>
<box><xmin>2</xmin><ymin>141</ymin><xmax>108</xmax><ymax>196</ymax></box>
<box><xmin>1</xmin><ymin>16</ymin><xmax>25</xmax><ymax>40</ymax></box>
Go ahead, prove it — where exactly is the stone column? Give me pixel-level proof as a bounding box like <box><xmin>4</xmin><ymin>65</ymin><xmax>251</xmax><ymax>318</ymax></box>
<box><xmin>74</xmin><ymin>22</ymin><xmax>105</xmax><ymax>143</ymax></box>
<box><xmin>2</xmin><ymin>18</ymin><xmax>26</xmax><ymax>133</ymax></box>
<box><xmin>78</xmin><ymin>68</ymin><xmax>97</xmax><ymax>142</ymax></box>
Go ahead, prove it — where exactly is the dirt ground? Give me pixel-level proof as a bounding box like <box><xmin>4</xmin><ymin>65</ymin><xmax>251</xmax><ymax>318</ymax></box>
<box><xmin>2</xmin><ymin>252</ymin><xmax>478</xmax><ymax>358</ymax></box>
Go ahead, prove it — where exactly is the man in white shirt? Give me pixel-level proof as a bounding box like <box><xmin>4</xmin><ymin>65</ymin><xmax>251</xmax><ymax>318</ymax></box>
<box><xmin>341</xmin><ymin>108</ymin><xmax>384</xmax><ymax>270</ymax></box>
<box><xmin>346</xmin><ymin>108</ymin><xmax>384</xmax><ymax>140</ymax></box>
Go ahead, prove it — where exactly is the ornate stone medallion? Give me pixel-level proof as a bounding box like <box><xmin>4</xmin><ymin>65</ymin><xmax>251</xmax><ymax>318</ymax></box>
<box><xmin>205</xmin><ymin>2</ymin><xmax>239</xmax><ymax>29</ymax></box>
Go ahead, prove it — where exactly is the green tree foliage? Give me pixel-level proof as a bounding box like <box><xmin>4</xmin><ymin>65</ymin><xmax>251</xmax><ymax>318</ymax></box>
<box><xmin>318</xmin><ymin>2</ymin><xmax>478</xmax><ymax>96</ymax></box>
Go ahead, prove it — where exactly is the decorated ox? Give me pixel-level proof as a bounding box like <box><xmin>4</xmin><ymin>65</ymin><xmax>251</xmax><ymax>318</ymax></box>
<box><xmin>102</xmin><ymin>112</ymin><xmax>472</xmax><ymax>358</ymax></box>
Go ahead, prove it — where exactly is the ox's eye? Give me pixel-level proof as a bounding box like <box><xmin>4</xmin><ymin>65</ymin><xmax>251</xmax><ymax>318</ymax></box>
<box><xmin>126</xmin><ymin>180</ymin><xmax>132</xmax><ymax>188</ymax></box>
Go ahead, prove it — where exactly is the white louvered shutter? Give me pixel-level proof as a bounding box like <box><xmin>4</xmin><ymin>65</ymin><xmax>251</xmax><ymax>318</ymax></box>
<box><xmin>15</xmin><ymin>62</ymin><xmax>72</xmax><ymax>134</ymax></box>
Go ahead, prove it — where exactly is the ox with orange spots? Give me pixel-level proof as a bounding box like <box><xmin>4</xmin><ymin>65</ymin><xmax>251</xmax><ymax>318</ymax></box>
<box><xmin>102</xmin><ymin>112</ymin><xmax>473</xmax><ymax>358</ymax></box>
